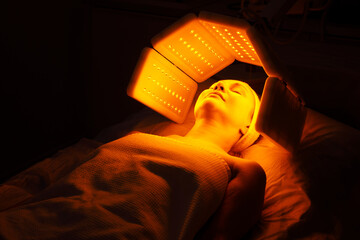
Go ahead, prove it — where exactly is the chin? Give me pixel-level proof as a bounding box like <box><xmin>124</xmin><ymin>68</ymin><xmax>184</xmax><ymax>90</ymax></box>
<box><xmin>195</xmin><ymin>100</ymin><xmax>227</xmax><ymax>120</ymax></box>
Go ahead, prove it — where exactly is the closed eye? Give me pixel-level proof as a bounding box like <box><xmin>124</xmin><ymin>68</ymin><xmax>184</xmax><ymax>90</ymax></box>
<box><xmin>231</xmin><ymin>88</ymin><xmax>245</xmax><ymax>95</ymax></box>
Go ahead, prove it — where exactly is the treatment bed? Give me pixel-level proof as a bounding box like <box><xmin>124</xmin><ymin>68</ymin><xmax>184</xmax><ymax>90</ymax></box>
<box><xmin>0</xmin><ymin>77</ymin><xmax>359</xmax><ymax>239</ymax></box>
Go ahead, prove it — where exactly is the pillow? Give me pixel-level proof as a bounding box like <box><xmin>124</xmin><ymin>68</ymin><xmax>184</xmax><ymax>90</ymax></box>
<box><xmin>284</xmin><ymin>109</ymin><xmax>360</xmax><ymax>239</ymax></box>
<box><xmin>241</xmin><ymin>137</ymin><xmax>310</xmax><ymax>239</ymax></box>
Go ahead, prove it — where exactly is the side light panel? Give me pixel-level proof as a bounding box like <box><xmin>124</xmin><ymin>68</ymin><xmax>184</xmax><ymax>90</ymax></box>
<box><xmin>127</xmin><ymin>48</ymin><xmax>197</xmax><ymax>123</ymax></box>
<box><xmin>198</xmin><ymin>12</ymin><xmax>262</xmax><ymax>66</ymax></box>
<box><xmin>256</xmin><ymin>77</ymin><xmax>307</xmax><ymax>152</ymax></box>
<box><xmin>151</xmin><ymin>14</ymin><xmax>235</xmax><ymax>83</ymax></box>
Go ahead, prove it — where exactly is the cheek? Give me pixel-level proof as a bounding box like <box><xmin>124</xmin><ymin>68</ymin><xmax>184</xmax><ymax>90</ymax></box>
<box><xmin>227</xmin><ymin>98</ymin><xmax>251</xmax><ymax>118</ymax></box>
<box><xmin>233</xmin><ymin>99</ymin><xmax>254</xmax><ymax>122</ymax></box>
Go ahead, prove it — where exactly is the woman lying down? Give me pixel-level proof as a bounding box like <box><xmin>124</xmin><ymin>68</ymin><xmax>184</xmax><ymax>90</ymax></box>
<box><xmin>0</xmin><ymin>80</ymin><xmax>266</xmax><ymax>240</ymax></box>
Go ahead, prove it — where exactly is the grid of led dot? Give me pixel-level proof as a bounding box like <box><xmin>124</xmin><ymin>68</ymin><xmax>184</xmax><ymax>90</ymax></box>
<box><xmin>156</xmin><ymin>26</ymin><xmax>229</xmax><ymax>80</ymax></box>
<box><xmin>127</xmin><ymin>48</ymin><xmax>197</xmax><ymax>123</ymax></box>
<box><xmin>146</xmin><ymin>60</ymin><xmax>192</xmax><ymax>115</ymax></box>
<box><xmin>151</xmin><ymin>14</ymin><xmax>235</xmax><ymax>82</ymax></box>
<box><xmin>199</xmin><ymin>21</ymin><xmax>261</xmax><ymax>66</ymax></box>
<box><xmin>167</xmin><ymin>29</ymin><xmax>224</xmax><ymax>76</ymax></box>
<box><xmin>143</xmin><ymin>63</ymin><xmax>189</xmax><ymax>115</ymax></box>
<box><xmin>188</xmin><ymin>29</ymin><xmax>225</xmax><ymax>66</ymax></box>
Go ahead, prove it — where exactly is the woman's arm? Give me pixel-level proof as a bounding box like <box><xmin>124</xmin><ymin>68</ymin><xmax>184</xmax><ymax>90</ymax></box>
<box><xmin>197</xmin><ymin>158</ymin><xmax>266</xmax><ymax>240</ymax></box>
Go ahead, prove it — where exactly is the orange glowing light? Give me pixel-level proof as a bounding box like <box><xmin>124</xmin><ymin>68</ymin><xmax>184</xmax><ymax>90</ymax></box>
<box><xmin>151</xmin><ymin>14</ymin><xmax>235</xmax><ymax>83</ymax></box>
<box><xmin>198</xmin><ymin>11</ymin><xmax>262</xmax><ymax>66</ymax></box>
<box><xmin>127</xmin><ymin>48</ymin><xmax>198</xmax><ymax>123</ymax></box>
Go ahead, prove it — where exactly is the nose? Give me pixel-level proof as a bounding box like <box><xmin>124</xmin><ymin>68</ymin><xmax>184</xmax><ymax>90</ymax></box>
<box><xmin>213</xmin><ymin>82</ymin><xmax>225</xmax><ymax>92</ymax></box>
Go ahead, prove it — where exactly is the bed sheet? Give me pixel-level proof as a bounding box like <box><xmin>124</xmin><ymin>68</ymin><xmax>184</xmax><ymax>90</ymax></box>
<box><xmin>0</xmin><ymin>133</ymin><xmax>231</xmax><ymax>240</ymax></box>
<box><xmin>0</xmin><ymin>138</ymin><xmax>102</xmax><ymax>212</ymax></box>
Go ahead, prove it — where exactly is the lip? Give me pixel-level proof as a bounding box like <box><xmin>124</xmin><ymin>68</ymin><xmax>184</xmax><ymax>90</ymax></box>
<box><xmin>206</xmin><ymin>91</ymin><xmax>225</xmax><ymax>101</ymax></box>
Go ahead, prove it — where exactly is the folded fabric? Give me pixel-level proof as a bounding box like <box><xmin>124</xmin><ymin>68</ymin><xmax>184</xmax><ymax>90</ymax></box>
<box><xmin>0</xmin><ymin>133</ymin><xmax>230</xmax><ymax>240</ymax></box>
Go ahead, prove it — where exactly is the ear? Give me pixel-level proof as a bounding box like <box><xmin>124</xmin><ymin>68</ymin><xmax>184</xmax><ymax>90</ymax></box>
<box><xmin>240</xmin><ymin>125</ymin><xmax>250</xmax><ymax>136</ymax></box>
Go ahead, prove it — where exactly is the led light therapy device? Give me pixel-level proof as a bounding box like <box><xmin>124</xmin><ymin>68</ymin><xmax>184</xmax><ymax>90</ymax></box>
<box><xmin>127</xmin><ymin>11</ymin><xmax>307</xmax><ymax>152</ymax></box>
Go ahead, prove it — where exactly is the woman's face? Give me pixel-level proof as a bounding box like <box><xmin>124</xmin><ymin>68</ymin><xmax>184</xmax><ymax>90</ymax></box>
<box><xmin>194</xmin><ymin>80</ymin><xmax>256</xmax><ymax>129</ymax></box>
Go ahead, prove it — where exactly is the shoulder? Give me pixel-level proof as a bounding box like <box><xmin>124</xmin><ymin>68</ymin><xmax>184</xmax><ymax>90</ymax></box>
<box><xmin>223</xmin><ymin>154</ymin><xmax>266</xmax><ymax>183</ymax></box>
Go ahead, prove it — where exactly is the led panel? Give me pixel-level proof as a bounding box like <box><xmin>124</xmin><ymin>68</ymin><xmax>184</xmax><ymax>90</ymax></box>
<box><xmin>256</xmin><ymin>77</ymin><xmax>307</xmax><ymax>152</ymax></box>
<box><xmin>246</xmin><ymin>27</ymin><xmax>289</xmax><ymax>79</ymax></box>
<box><xmin>151</xmin><ymin>14</ymin><xmax>235</xmax><ymax>83</ymax></box>
<box><xmin>127</xmin><ymin>48</ymin><xmax>198</xmax><ymax>123</ymax></box>
<box><xmin>198</xmin><ymin>11</ymin><xmax>262</xmax><ymax>66</ymax></box>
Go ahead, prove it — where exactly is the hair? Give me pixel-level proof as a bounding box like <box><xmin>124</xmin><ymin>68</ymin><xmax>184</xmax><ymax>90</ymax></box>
<box><xmin>228</xmin><ymin>81</ymin><xmax>261</xmax><ymax>154</ymax></box>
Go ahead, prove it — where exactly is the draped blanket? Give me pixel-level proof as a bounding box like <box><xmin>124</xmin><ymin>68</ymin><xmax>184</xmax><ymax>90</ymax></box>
<box><xmin>0</xmin><ymin>133</ymin><xmax>230</xmax><ymax>240</ymax></box>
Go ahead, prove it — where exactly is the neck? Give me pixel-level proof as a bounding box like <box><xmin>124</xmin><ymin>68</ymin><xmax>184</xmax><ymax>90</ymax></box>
<box><xmin>183</xmin><ymin>118</ymin><xmax>240</xmax><ymax>153</ymax></box>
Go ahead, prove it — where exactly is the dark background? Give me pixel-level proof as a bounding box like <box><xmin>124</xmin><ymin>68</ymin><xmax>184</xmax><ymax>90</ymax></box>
<box><xmin>1</xmin><ymin>0</ymin><xmax>360</xmax><ymax>182</ymax></box>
